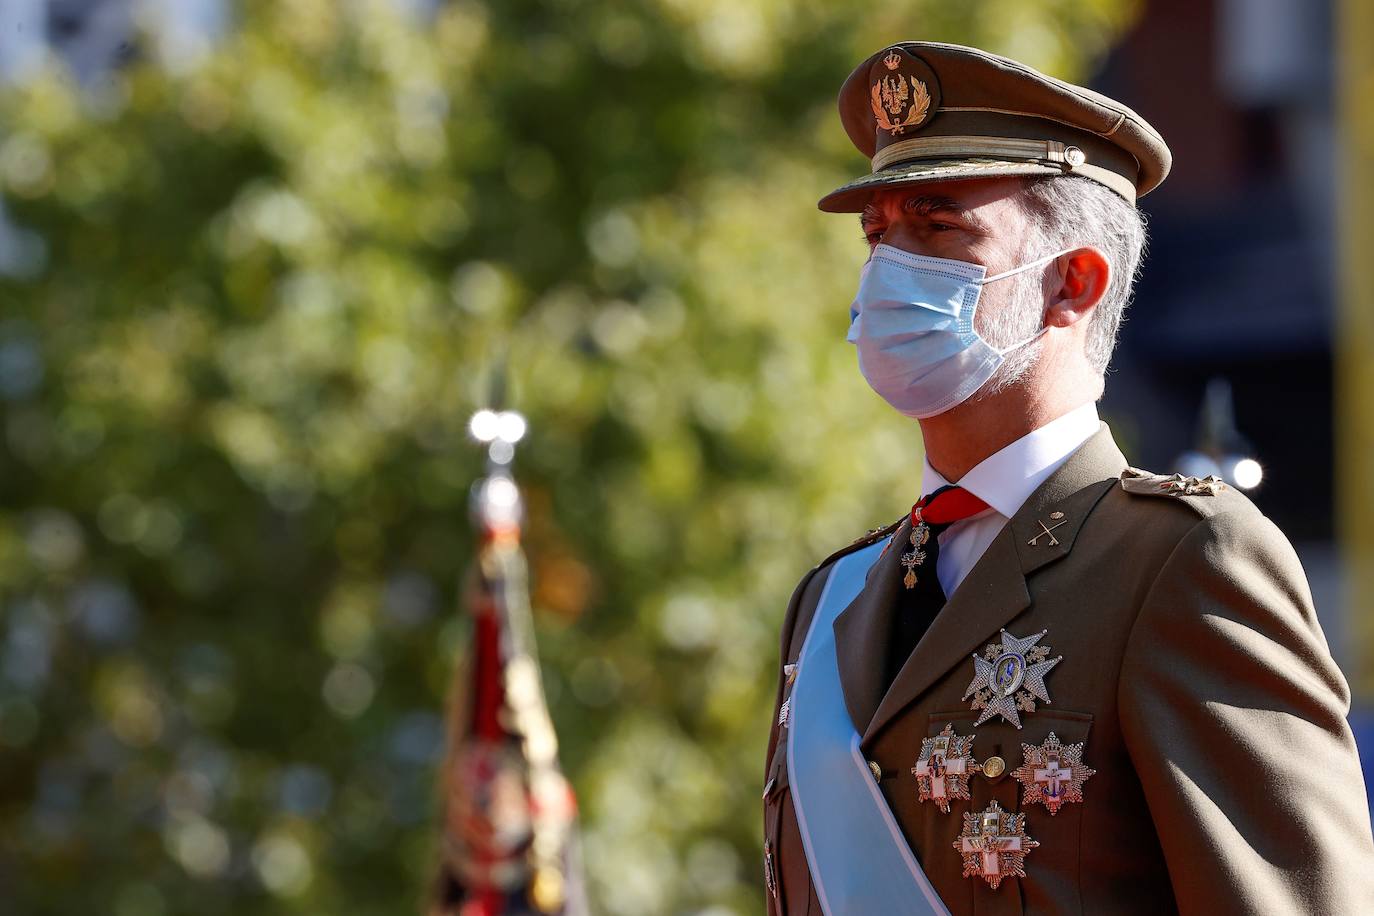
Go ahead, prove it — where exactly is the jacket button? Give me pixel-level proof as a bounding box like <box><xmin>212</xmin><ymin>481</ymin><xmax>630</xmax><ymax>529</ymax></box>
<box><xmin>982</xmin><ymin>755</ymin><xmax>1007</xmax><ymax>779</ymax></box>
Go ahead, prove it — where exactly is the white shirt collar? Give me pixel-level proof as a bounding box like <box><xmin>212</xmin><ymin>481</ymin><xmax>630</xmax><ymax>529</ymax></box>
<box><xmin>919</xmin><ymin>402</ymin><xmax>1102</xmax><ymax>519</ymax></box>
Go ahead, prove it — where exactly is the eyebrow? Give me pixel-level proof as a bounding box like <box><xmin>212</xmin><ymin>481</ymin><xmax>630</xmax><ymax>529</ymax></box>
<box><xmin>860</xmin><ymin>195</ymin><xmax>990</xmax><ymax>232</ymax></box>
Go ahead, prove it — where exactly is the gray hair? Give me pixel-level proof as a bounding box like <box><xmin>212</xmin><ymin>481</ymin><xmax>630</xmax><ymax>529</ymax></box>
<box><xmin>977</xmin><ymin>175</ymin><xmax>1148</xmax><ymax>393</ymax></box>
<box><xmin>1018</xmin><ymin>175</ymin><xmax>1149</xmax><ymax>373</ymax></box>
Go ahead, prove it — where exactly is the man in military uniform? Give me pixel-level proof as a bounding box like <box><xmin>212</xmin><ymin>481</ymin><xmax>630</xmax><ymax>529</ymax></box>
<box><xmin>763</xmin><ymin>42</ymin><xmax>1374</xmax><ymax>914</ymax></box>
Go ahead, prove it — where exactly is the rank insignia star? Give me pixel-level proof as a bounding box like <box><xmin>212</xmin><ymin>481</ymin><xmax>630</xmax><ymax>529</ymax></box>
<box><xmin>911</xmin><ymin>724</ymin><xmax>981</xmax><ymax>814</ymax></box>
<box><xmin>1159</xmin><ymin>473</ymin><xmax>1225</xmax><ymax>496</ymax></box>
<box><xmin>953</xmin><ymin>800</ymin><xmax>1039</xmax><ymax>890</ymax></box>
<box><xmin>1011</xmin><ymin>731</ymin><xmax>1096</xmax><ymax>815</ymax></box>
<box><xmin>962</xmin><ymin>628</ymin><xmax>1061</xmax><ymax>729</ymax></box>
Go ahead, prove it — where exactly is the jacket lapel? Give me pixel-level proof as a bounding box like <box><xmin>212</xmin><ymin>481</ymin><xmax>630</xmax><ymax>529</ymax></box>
<box><xmin>859</xmin><ymin>423</ymin><xmax>1129</xmax><ymax>746</ymax></box>
<box><xmin>831</xmin><ymin>515</ymin><xmax>910</xmax><ymax>734</ymax></box>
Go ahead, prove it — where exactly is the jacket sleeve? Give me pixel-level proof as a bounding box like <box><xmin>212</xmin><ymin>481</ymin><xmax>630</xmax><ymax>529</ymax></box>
<box><xmin>1118</xmin><ymin>507</ymin><xmax>1374</xmax><ymax>914</ymax></box>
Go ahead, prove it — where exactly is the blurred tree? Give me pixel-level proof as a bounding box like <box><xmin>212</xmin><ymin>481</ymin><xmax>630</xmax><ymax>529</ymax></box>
<box><xmin>0</xmin><ymin>1</ymin><xmax>1135</xmax><ymax>913</ymax></box>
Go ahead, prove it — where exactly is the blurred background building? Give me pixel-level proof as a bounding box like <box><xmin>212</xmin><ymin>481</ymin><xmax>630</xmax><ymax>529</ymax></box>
<box><xmin>0</xmin><ymin>1</ymin><xmax>1369</xmax><ymax>914</ymax></box>
<box><xmin>1096</xmin><ymin>0</ymin><xmax>1374</xmax><ymax>769</ymax></box>
<box><xmin>1099</xmin><ymin>0</ymin><xmax>1341</xmax><ymax>644</ymax></box>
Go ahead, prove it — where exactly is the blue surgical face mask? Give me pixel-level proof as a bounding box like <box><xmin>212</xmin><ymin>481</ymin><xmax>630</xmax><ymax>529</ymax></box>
<box><xmin>846</xmin><ymin>243</ymin><xmax>1073</xmax><ymax>419</ymax></box>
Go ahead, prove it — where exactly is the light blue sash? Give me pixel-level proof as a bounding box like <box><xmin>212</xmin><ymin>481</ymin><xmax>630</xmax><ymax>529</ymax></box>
<box><xmin>787</xmin><ymin>541</ymin><xmax>950</xmax><ymax>916</ymax></box>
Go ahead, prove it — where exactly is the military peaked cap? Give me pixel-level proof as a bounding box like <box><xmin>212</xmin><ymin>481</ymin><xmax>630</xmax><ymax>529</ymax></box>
<box><xmin>819</xmin><ymin>41</ymin><xmax>1172</xmax><ymax>212</ymax></box>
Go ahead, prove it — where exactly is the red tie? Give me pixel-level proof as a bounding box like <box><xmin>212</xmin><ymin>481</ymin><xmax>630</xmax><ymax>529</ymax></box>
<box><xmin>884</xmin><ymin>484</ymin><xmax>991</xmax><ymax>691</ymax></box>
<box><xmin>911</xmin><ymin>484</ymin><xmax>991</xmax><ymax>528</ymax></box>
<box><xmin>900</xmin><ymin>485</ymin><xmax>991</xmax><ymax>590</ymax></box>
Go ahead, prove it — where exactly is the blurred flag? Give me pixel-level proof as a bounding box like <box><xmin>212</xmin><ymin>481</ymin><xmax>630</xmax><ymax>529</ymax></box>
<box><xmin>430</xmin><ymin>412</ymin><xmax>587</xmax><ymax>916</ymax></box>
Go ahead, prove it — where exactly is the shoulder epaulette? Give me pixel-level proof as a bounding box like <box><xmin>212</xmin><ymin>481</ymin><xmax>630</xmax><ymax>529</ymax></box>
<box><xmin>804</xmin><ymin>514</ymin><xmax>905</xmax><ymax>573</ymax></box>
<box><xmin>1120</xmin><ymin>467</ymin><xmax>1226</xmax><ymax>497</ymax></box>
<box><xmin>850</xmin><ymin>515</ymin><xmax>906</xmax><ymax>547</ymax></box>
<box><xmin>1119</xmin><ymin>467</ymin><xmax>1242</xmax><ymax>519</ymax></box>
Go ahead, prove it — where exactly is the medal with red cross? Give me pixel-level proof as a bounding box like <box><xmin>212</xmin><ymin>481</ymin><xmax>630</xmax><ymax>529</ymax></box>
<box><xmin>1011</xmin><ymin>731</ymin><xmax>1095</xmax><ymax>815</ymax></box>
<box><xmin>953</xmin><ymin>800</ymin><xmax>1039</xmax><ymax>890</ymax></box>
<box><xmin>911</xmin><ymin>723</ymin><xmax>980</xmax><ymax>814</ymax></box>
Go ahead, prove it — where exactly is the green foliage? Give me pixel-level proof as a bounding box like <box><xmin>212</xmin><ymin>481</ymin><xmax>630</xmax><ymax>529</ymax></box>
<box><xmin>0</xmin><ymin>1</ymin><xmax>1135</xmax><ymax>913</ymax></box>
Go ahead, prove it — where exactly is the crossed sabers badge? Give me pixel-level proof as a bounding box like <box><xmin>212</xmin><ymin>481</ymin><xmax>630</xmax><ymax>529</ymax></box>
<box><xmin>911</xmin><ymin>724</ymin><xmax>980</xmax><ymax>813</ymax></box>
<box><xmin>962</xmin><ymin>628</ymin><xmax>1061</xmax><ymax>729</ymax></box>
<box><xmin>1027</xmin><ymin>510</ymin><xmax>1067</xmax><ymax>546</ymax></box>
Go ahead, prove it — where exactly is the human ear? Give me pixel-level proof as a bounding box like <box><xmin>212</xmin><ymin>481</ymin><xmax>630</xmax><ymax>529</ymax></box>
<box><xmin>1045</xmin><ymin>247</ymin><xmax>1110</xmax><ymax>328</ymax></box>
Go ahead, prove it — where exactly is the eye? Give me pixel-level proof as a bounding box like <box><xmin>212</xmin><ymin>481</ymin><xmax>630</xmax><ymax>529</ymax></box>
<box><xmin>863</xmin><ymin>230</ymin><xmax>885</xmax><ymax>246</ymax></box>
<box><xmin>929</xmin><ymin>222</ymin><xmax>958</xmax><ymax>233</ymax></box>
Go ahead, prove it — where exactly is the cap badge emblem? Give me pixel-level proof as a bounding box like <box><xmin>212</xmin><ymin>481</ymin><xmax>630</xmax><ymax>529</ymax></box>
<box><xmin>962</xmin><ymin>628</ymin><xmax>1061</xmax><ymax>729</ymax></box>
<box><xmin>912</xmin><ymin>723</ymin><xmax>981</xmax><ymax>813</ymax></box>
<box><xmin>954</xmin><ymin>800</ymin><xmax>1039</xmax><ymax>890</ymax></box>
<box><xmin>1011</xmin><ymin>731</ymin><xmax>1096</xmax><ymax>815</ymax></box>
<box><xmin>871</xmin><ymin>71</ymin><xmax>931</xmax><ymax>136</ymax></box>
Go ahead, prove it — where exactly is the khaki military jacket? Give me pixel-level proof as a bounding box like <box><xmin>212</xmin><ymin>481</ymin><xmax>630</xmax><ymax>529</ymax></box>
<box><xmin>763</xmin><ymin>424</ymin><xmax>1374</xmax><ymax>915</ymax></box>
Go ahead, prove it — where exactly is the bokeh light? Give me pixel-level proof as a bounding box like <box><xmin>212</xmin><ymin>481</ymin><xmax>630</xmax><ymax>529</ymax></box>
<box><xmin>1232</xmin><ymin>458</ymin><xmax>1264</xmax><ymax>490</ymax></box>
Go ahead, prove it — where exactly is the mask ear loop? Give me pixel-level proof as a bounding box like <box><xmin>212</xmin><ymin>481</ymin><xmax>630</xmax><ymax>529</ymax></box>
<box><xmin>978</xmin><ymin>247</ymin><xmax>1077</xmax><ymax>285</ymax></box>
<box><xmin>976</xmin><ymin>248</ymin><xmax>1077</xmax><ymax>355</ymax></box>
<box><xmin>991</xmin><ymin>325</ymin><xmax>1051</xmax><ymax>356</ymax></box>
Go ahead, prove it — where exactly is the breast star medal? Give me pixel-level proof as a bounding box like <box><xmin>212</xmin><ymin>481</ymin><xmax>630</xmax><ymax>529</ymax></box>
<box><xmin>962</xmin><ymin>628</ymin><xmax>1061</xmax><ymax>729</ymax></box>
<box><xmin>1011</xmin><ymin>732</ymin><xmax>1096</xmax><ymax>815</ymax></box>
<box><xmin>911</xmin><ymin>724</ymin><xmax>981</xmax><ymax>814</ymax></box>
<box><xmin>953</xmin><ymin>800</ymin><xmax>1039</xmax><ymax>890</ymax></box>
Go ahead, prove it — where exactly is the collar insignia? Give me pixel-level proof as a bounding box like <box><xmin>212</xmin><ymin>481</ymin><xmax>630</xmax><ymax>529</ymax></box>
<box><xmin>1027</xmin><ymin>510</ymin><xmax>1069</xmax><ymax>546</ymax></box>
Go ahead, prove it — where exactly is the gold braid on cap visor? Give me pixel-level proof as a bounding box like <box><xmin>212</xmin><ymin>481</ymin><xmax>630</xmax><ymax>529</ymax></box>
<box><xmin>870</xmin><ymin>135</ymin><xmax>1136</xmax><ymax>201</ymax></box>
